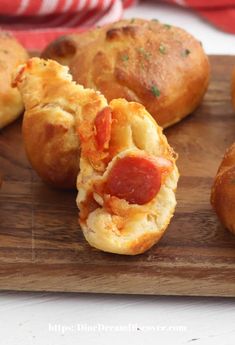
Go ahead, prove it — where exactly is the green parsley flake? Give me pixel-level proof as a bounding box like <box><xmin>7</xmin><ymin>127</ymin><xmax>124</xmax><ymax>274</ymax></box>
<box><xmin>130</xmin><ymin>18</ymin><xmax>135</xmax><ymax>23</ymax></box>
<box><xmin>151</xmin><ymin>85</ymin><xmax>161</xmax><ymax>97</ymax></box>
<box><xmin>137</xmin><ymin>47</ymin><xmax>151</xmax><ymax>60</ymax></box>
<box><xmin>121</xmin><ymin>55</ymin><xmax>129</xmax><ymax>62</ymax></box>
<box><xmin>230</xmin><ymin>179</ymin><xmax>235</xmax><ymax>185</ymax></box>
<box><xmin>159</xmin><ymin>44</ymin><xmax>166</xmax><ymax>54</ymax></box>
<box><xmin>164</xmin><ymin>24</ymin><xmax>171</xmax><ymax>29</ymax></box>
<box><xmin>140</xmin><ymin>61</ymin><xmax>145</xmax><ymax>70</ymax></box>
<box><xmin>152</xmin><ymin>19</ymin><xmax>159</xmax><ymax>22</ymax></box>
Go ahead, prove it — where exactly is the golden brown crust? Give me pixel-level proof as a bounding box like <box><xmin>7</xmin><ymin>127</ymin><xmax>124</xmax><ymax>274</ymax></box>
<box><xmin>42</xmin><ymin>18</ymin><xmax>210</xmax><ymax>128</ymax></box>
<box><xmin>232</xmin><ymin>68</ymin><xmax>235</xmax><ymax>109</ymax></box>
<box><xmin>13</xmin><ymin>58</ymin><xmax>107</xmax><ymax>189</ymax></box>
<box><xmin>211</xmin><ymin>143</ymin><xmax>235</xmax><ymax>235</ymax></box>
<box><xmin>0</xmin><ymin>31</ymin><xmax>28</xmax><ymax>129</ymax></box>
<box><xmin>128</xmin><ymin>228</ymin><xmax>166</xmax><ymax>255</ymax></box>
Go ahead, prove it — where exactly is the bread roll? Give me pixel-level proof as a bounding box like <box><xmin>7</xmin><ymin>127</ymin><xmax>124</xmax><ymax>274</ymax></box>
<box><xmin>13</xmin><ymin>58</ymin><xmax>107</xmax><ymax>189</ymax></box>
<box><xmin>232</xmin><ymin>68</ymin><xmax>235</xmax><ymax>109</ymax></box>
<box><xmin>0</xmin><ymin>32</ymin><xmax>28</xmax><ymax>129</ymax></box>
<box><xmin>42</xmin><ymin>18</ymin><xmax>210</xmax><ymax>128</ymax></box>
<box><xmin>13</xmin><ymin>57</ymin><xmax>179</xmax><ymax>253</ymax></box>
<box><xmin>77</xmin><ymin>98</ymin><xmax>179</xmax><ymax>255</ymax></box>
<box><xmin>211</xmin><ymin>143</ymin><xmax>235</xmax><ymax>235</ymax></box>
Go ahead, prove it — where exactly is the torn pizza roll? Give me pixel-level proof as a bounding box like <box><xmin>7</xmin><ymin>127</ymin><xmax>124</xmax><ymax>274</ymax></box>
<box><xmin>13</xmin><ymin>57</ymin><xmax>107</xmax><ymax>188</ymax></box>
<box><xmin>77</xmin><ymin>99</ymin><xmax>179</xmax><ymax>255</ymax></box>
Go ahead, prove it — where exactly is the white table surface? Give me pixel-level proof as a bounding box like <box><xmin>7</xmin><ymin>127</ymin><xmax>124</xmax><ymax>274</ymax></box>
<box><xmin>1</xmin><ymin>2</ymin><xmax>235</xmax><ymax>344</ymax></box>
<box><xmin>124</xmin><ymin>1</ymin><xmax>235</xmax><ymax>55</ymax></box>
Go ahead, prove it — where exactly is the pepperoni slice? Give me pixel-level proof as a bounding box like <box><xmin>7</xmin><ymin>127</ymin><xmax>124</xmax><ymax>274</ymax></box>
<box><xmin>105</xmin><ymin>155</ymin><xmax>171</xmax><ymax>205</ymax></box>
<box><xmin>94</xmin><ymin>107</ymin><xmax>112</xmax><ymax>151</ymax></box>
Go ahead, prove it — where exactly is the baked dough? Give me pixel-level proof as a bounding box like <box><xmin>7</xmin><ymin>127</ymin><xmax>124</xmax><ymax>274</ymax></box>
<box><xmin>0</xmin><ymin>31</ymin><xmax>28</xmax><ymax>129</ymax></box>
<box><xmin>77</xmin><ymin>98</ymin><xmax>179</xmax><ymax>255</ymax></box>
<box><xmin>211</xmin><ymin>143</ymin><xmax>235</xmax><ymax>235</ymax></box>
<box><xmin>13</xmin><ymin>57</ymin><xmax>179</xmax><ymax>254</ymax></box>
<box><xmin>211</xmin><ymin>75</ymin><xmax>235</xmax><ymax>235</ymax></box>
<box><xmin>232</xmin><ymin>68</ymin><xmax>235</xmax><ymax>109</ymax></box>
<box><xmin>13</xmin><ymin>57</ymin><xmax>107</xmax><ymax>189</ymax></box>
<box><xmin>42</xmin><ymin>18</ymin><xmax>210</xmax><ymax>128</ymax></box>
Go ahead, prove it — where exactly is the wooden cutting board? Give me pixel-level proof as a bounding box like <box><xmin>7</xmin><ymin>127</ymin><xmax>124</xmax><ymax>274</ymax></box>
<box><xmin>0</xmin><ymin>55</ymin><xmax>235</xmax><ymax>296</ymax></box>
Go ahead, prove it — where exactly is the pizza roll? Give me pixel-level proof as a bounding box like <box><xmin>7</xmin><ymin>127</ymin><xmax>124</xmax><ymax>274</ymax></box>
<box><xmin>211</xmin><ymin>75</ymin><xmax>235</xmax><ymax>235</ymax></box>
<box><xmin>232</xmin><ymin>68</ymin><xmax>235</xmax><ymax>110</ymax></box>
<box><xmin>13</xmin><ymin>57</ymin><xmax>107</xmax><ymax>188</ymax></box>
<box><xmin>77</xmin><ymin>99</ymin><xmax>179</xmax><ymax>255</ymax></box>
<box><xmin>42</xmin><ymin>18</ymin><xmax>210</xmax><ymax>128</ymax></box>
<box><xmin>0</xmin><ymin>32</ymin><xmax>28</xmax><ymax>129</ymax></box>
<box><xmin>13</xmin><ymin>57</ymin><xmax>179</xmax><ymax>254</ymax></box>
<box><xmin>211</xmin><ymin>143</ymin><xmax>235</xmax><ymax>235</ymax></box>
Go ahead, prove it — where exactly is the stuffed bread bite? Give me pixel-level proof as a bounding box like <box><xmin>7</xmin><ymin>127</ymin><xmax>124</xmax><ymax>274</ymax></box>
<box><xmin>0</xmin><ymin>31</ymin><xmax>28</xmax><ymax>129</ymax></box>
<box><xmin>13</xmin><ymin>57</ymin><xmax>179</xmax><ymax>254</ymax></box>
<box><xmin>77</xmin><ymin>98</ymin><xmax>179</xmax><ymax>255</ymax></box>
<box><xmin>211</xmin><ymin>143</ymin><xmax>235</xmax><ymax>235</ymax></box>
<box><xmin>42</xmin><ymin>18</ymin><xmax>210</xmax><ymax>128</ymax></box>
<box><xmin>211</xmin><ymin>73</ymin><xmax>235</xmax><ymax>235</ymax></box>
<box><xmin>13</xmin><ymin>57</ymin><xmax>107</xmax><ymax>189</ymax></box>
<box><xmin>232</xmin><ymin>68</ymin><xmax>235</xmax><ymax>110</ymax></box>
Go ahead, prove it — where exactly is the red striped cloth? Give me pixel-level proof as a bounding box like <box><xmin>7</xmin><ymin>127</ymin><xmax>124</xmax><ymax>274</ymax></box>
<box><xmin>0</xmin><ymin>0</ymin><xmax>235</xmax><ymax>50</ymax></box>
<box><xmin>168</xmin><ymin>0</ymin><xmax>235</xmax><ymax>34</ymax></box>
<box><xmin>0</xmin><ymin>0</ymin><xmax>137</xmax><ymax>49</ymax></box>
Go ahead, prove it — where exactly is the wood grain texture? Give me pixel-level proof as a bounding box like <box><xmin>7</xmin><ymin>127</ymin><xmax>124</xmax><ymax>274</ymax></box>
<box><xmin>0</xmin><ymin>55</ymin><xmax>235</xmax><ymax>296</ymax></box>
